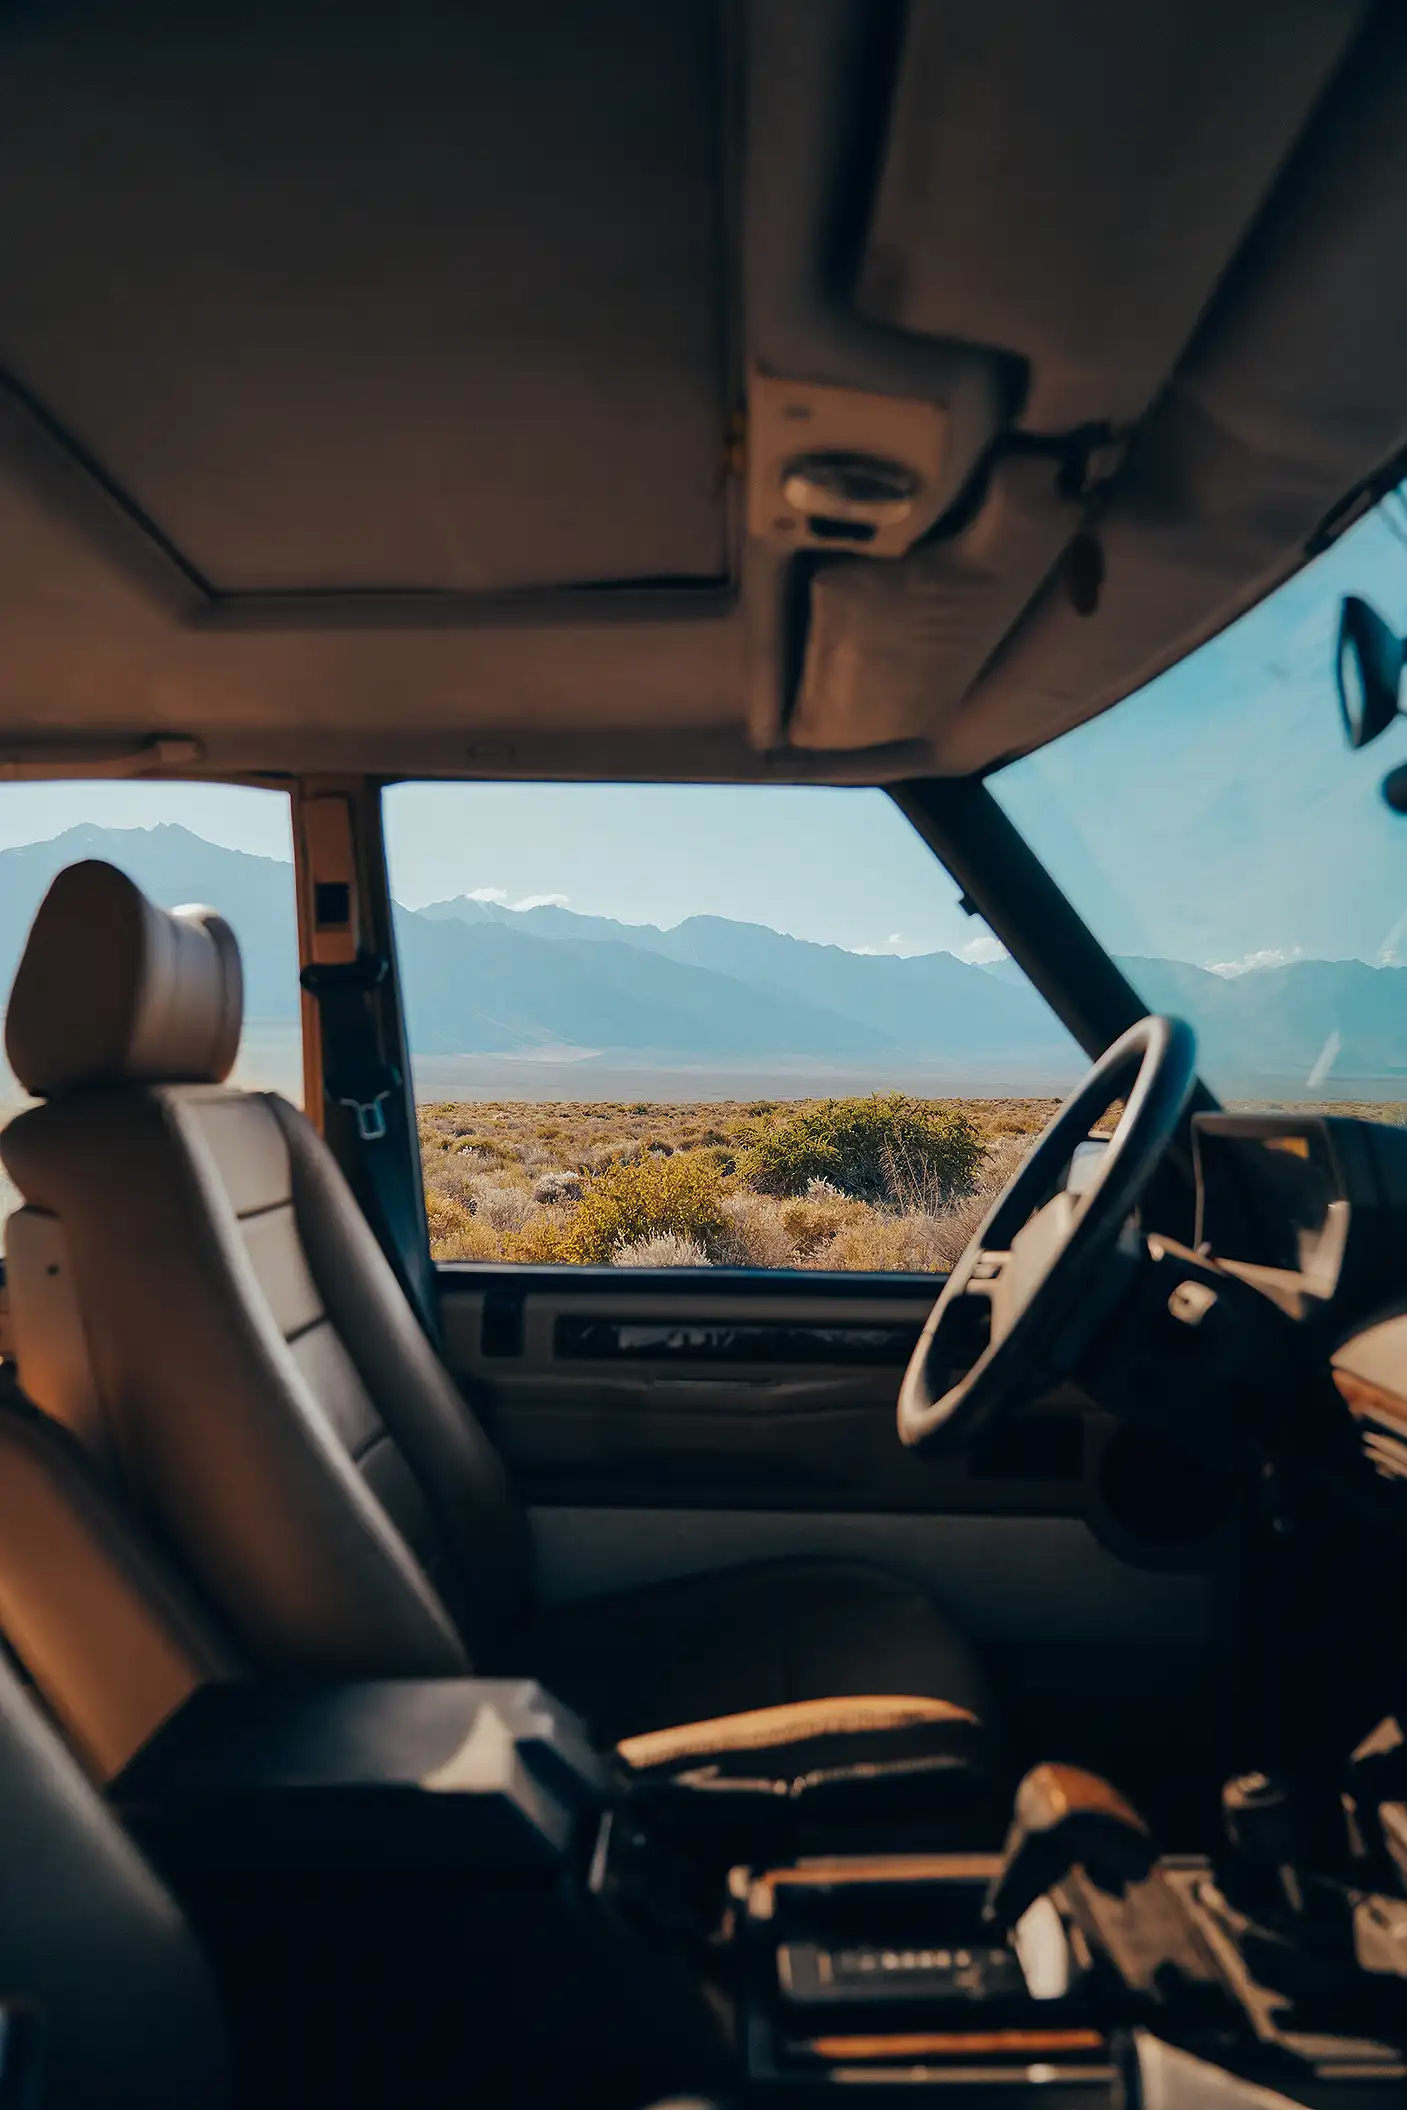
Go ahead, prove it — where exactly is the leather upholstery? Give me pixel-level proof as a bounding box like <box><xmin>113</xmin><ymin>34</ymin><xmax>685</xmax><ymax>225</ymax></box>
<box><xmin>0</xmin><ymin>863</ymin><xmax>989</xmax><ymax>1781</ymax></box>
<box><xmin>616</xmin><ymin>1693</ymin><xmax>977</xmax><ymax>1771</ymax></box>
<box><xmin>0</xmin><ymin>1648</ymin><xmax>228</xmax><ymax>2107</ymax></box>
<box><xmin>0</xmin><ymin>1400</ymin><xmax>238</xmax><ymax>1777</ymax></box>
<box><xmin>1</xmin><ymin>1083</ymin><xmax>531</xmax><ymax>1683</ymax></box>
<box><xmin>532</xmin><ymin>1558</ymin><xmax>990</xmax><ymax>1745</ymax></box>
<box><xmin>6</xmin><ymin>861</ymin><xmax>242</xmax><ymax>1097</ymax></box>
<box><xmin>5</xmin><ymin>1203</ymin><xmax>105</xmax><ymax>1453</ymax></box>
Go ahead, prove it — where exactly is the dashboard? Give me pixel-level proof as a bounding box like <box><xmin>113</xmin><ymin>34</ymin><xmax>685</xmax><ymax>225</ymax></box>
<box><xmin>1192</xmin><ymin>1111</ymin><xmax>1407</xmax><ymax>1485</ymax></box>
<box><xmin>1193</xmin><ymin>1112</ymin><xmax>1407</xmax><ymax>1319</ymax></box>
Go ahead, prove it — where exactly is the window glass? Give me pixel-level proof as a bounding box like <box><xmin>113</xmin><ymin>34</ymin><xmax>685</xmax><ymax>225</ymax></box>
<box><xmin>383</xmin><ymin>783</ymin><xmax>1079</xmax><ymax>1272</ymax></box>
<box><xmin>0</xmin><ymin>782</ymin><xmax>302</xmax><ymax>1232</ymax></box>
<box><xmin>992</xmin><ymin>482</ymin><xmax>1407</xmax><ymax>1106</ymax></box>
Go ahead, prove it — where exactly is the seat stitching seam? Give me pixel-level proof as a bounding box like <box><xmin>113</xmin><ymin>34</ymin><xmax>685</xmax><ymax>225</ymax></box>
<box><xmin>235</xmin><ymin>1195</ymin><xmax>296</xmax><ymax>1224</ymax></box>
<box><xmin>283</xmin><ymin>1313</ymin><xmax>328</xmax><ymax>1347</ymax></box>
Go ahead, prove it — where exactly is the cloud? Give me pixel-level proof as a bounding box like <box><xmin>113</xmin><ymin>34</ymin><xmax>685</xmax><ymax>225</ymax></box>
<box><xmin>1207</xmin><ymin>945</ymin><xmax>1302</xmax><ymax>978</ymax></box>
<box><xmin>468</xmin><ymin>886</ymin><xmax>508</xmax><ymax>903</ymax></box>
<box><xmin>957</xmin><ymin>932</ymin><xmax>1008</xmax><ymax>966</ymax></box>
<box><xmin>848</xmin><ymin>932</ymin><xmax>910</xmax><ymax>956</ymax></box>
<box><xmin>513</xmin><ymin>891</ymin><xmax>569</xmax><ymax>910</ymax></box>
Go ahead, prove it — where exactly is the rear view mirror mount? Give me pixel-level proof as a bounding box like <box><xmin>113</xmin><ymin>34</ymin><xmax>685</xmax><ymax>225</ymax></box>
<box><xmin>1335</xmin><ymin>595</ymin><xmax>1407</xmax><ymax>749</ymax></box>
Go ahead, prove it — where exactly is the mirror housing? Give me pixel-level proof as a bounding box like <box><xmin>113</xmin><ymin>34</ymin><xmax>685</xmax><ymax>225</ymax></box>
<box><xmin>1336</xmin><ymin>596</ymin><xmax>1406</xmax><ymax>749</ymax></box>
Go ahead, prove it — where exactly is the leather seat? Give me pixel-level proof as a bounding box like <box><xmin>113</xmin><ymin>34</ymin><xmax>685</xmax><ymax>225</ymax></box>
<box><xmin>0</xmin><ymin>861</ymin><xmax>991</xmax><ymax>1784</ymax></box>
<box><xmin>0</xmin><ymin>1645</ymin><xmax>228</xmax><ymax>2107</ymax></box>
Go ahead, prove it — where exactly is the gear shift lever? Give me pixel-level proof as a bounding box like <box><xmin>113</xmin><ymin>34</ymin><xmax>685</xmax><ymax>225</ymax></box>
<box><xmin>984</xmin><ymin>1763</ymin><xmax>1155</xmax><ymax>1934</ymax></box>
<box><xmin>1218</xmin><ymin>1773</ymin><xmax>1307</xmax><ymax>1925</ymax></box>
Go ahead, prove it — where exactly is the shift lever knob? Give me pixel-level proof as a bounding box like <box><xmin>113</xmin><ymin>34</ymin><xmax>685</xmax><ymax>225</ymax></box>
<box><xmin>984</xmin><ymin>1763</ymin><xmax>1155</xmax><ymax>1934</ymax></box>
<box><xmin>1219</xmin><ymin>1772</ymin><xmax>1307</xmax><ymax>1921</ymax></box>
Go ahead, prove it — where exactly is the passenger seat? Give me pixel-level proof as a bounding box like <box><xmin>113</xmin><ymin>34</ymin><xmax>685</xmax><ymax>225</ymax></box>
<box><xmin>0</xmin><ymin>862</ymin><xmax>991</xmax><ymax>1797</ymax></box>
<box><xmin>0</xmin><ymin>1645</ymin><xmax>228</xmax><ymax>2107</ymax></box>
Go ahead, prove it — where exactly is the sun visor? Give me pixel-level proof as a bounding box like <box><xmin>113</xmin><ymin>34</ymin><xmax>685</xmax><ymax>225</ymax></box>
<box><xmin>788</xmin><ymin>456</ymin><xmax>1074</xmax><ymax>751</ymax></box>
<box><xmin>935</xmin><ymin>3</ymin><xmax>1407</xmax><ymax>775</ymax></box>
<box><xmin>857</xmin><ymin>0</ymin><xmax>1366</xmax><ymax>434</ymax></box>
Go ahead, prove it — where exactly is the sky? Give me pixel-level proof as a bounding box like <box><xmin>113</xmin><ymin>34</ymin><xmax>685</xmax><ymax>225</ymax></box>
<box><xmin>995</xmin><ymin>490</ymin><xmax>1407</xmax><ymax>971</ymax></box>
<box><xmin>3</xmin><ymin>488</ymin><xmax>1407</xmax><ymax>969</ymax></box>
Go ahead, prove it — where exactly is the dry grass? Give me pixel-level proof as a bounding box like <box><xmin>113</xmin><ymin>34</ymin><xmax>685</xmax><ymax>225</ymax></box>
<box><xmin>417</xmin><ymin>1097</ymin><xmax>1061</xmax><ymax>1271</ymax></box>
<box><xmin>419</xmin><ymin>1093</ymin><xmax>1407</xmax><ymax>1271</ymax></box>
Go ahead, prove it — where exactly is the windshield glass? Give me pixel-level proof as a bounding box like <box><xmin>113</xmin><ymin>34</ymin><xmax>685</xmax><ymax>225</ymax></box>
<box><xmin>992</xmin><ymin>483</ymin><xmax>1407</xmax><ymax>1106</ymax></box>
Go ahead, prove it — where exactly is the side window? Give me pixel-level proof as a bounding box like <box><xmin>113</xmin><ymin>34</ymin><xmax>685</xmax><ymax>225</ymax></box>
<box><xmin>0</xmin><ymin>781</ymin><xmax>302</xmax><ymax>1232</ymax></box>
<box><xmin>383</xmin><ymin>784</ymin><xmax>1079</xmax><ymax>1273</ymax></box>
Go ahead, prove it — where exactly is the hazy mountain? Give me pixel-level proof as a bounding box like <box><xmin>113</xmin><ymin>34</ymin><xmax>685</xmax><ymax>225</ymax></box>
<box><xmin>1</xmin><ymin>826</ymin><xmax>1404</xmax><ymax>1090</ymax></box>
<box><xmin>419</xmin><ymin>895</ymin><xmax>1072</xmax><ymax>1059</ymax></box>
<box><xmin>0</xmin><ymin>822</ymin><xmax>299</xmax><ymax>1020</ymax></box>
<box><xmin>394</xmin><ymin>914</ymin><xmax>901</xmax><ymax>1059</ymax></box>
<box><xmin>1126</xmin><ymin>955</ymin><xmax>1407</xmax><ymax>1083</ymax></box>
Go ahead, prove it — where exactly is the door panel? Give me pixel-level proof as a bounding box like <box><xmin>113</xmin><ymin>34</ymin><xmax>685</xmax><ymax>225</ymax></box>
<box><xmin>527</xmin><ymin>1506</ymin><xmax>1209</xmax><ymax>1644</ymax></box>
<box><xmin>439</xmin><ymin>1262</ymin><xmax>1219</xmax><ymax>1647</ymax></box>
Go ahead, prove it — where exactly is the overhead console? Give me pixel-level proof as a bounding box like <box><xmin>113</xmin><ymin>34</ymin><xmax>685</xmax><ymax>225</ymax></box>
<box><xmin>746</xmin><ymin>0</ymin><xmax>1390</xmax><ymax>762</ymax></box>
<box><xmin>1192</xmin><ymin>1112</ymin><xmax>1407</xmax><ymax>1323</ymax></box>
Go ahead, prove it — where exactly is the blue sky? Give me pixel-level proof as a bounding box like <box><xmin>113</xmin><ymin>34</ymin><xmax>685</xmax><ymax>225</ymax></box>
<box><xmin>2</xmin><ymin>488</ymin><xmax>1406</xmax><ymax>968</ymax></box>
<box><xmin>996</xmin><ymin>491</ymin><xmax>1407</xmax><ymax>970</ymax></box>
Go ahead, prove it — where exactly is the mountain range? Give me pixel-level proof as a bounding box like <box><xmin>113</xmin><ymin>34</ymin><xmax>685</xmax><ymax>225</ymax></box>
<box><xmin>0</xmin><ymin>823</ymin><xmax>1402</xmax><ymax>1096</ymax></box>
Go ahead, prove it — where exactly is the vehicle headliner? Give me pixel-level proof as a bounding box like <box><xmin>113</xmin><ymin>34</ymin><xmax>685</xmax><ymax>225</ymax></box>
<box><xmin>0</xmin><ymin>1</ymin><xmax>1404</xmax><ymax>786</ymax></box>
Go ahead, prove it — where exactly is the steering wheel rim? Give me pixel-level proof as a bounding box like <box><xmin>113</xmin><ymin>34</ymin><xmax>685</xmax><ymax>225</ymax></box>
<box><xmin>897</xmin><ymin>1014</ymin><xmax>1198</xmax><ymax>1454</ymax></box>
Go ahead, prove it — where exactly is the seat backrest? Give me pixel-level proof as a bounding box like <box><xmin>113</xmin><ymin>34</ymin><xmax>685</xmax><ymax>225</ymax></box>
<box><xmin>0</xmin><ymin>1644</ymin><xmax>229</xmax><ymax>2108</ymax></box>
<box><xmin>0</xmin><ymin>1385</ymin><xmax>240</xmax><ymax>1779</ymax></box>
<box><xmin>0</xmin><ymin>861</ymin><xmax>533</xmax><ymax>1692</ymax></box>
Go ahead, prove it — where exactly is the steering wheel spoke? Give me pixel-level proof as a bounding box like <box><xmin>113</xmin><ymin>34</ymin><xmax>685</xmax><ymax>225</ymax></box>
<box><xmin>898</xmin><ymin>1015</ymin><xmax>1198</xmax><ymax>1454</ymax></box>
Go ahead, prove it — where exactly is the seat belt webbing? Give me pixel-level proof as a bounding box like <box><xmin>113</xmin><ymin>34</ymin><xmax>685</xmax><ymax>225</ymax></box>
<box><xmin>299</xmin><ymin>956</ymin><xmax>440</xmax><ymax>1345</ymax></box>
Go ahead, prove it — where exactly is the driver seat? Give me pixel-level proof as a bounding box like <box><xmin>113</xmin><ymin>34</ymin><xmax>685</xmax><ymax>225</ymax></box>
<box><xmin>0</xmin><ymin>862</ymin><xmax>991</xmax><ymax>1789</ymax></box>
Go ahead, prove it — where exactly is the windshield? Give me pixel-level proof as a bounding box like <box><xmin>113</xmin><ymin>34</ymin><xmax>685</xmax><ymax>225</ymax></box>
<box><xmin>992</xmin><ymin>483</ymin><xmax>1407</xmax><ymax>1106</ymax></box>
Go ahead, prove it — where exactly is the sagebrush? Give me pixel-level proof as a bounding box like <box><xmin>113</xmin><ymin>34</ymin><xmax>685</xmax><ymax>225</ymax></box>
<box><xmin>417</xmin><ymin>1094</ymin><xmax>1061</xmax><ymax>1270</ymax></box>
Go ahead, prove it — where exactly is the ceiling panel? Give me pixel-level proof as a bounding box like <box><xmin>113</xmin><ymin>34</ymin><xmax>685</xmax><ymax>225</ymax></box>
<box><xmin>0</xmin><ymin>1</ymin><xmax>728</xmax><ymax>595</ymax></box>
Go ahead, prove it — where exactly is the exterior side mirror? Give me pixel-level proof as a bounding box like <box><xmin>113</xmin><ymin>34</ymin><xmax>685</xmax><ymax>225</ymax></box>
<box><xmin>1336</xmin><ymin>595</ymin><xmax>1406</xmax><ymax>749</ymax></box>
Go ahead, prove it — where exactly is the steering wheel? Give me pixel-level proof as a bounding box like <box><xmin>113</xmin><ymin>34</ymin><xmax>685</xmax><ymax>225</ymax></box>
<box><xmin>898</xmin><ymin>1015</ymin><xmax>1198</xmax><ymax>1454</ymax></box>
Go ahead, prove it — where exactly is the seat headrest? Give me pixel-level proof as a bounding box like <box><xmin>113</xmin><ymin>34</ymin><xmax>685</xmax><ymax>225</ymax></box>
<box><xmin>6</xmin><ymin>862</ymin><xmax>244</xmax><ymax>1097</ymax></box>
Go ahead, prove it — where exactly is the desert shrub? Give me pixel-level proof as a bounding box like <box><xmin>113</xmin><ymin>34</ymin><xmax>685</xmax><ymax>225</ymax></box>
<box><xmin>472</xmin><ymin>1185</ymin><xmax>535</xmax><ymax>1233</ymax></box>
<box><xmin>691</xmin><ymin>1141</ymin><xmax>739</xmax><ymax>1177</ymax></box>
<box><xmin>501</xmin><ymin>1212</ymin><xmax>573</xmax><ymax>1263</ymax></box>
<box><xmin>717</xmin><ymin>1190</ymin><xmax>796</xmax><ymax>1268</ymax></box>
<box><xmin>564</xmin><ymin>1149</ymin><xmax>728</xmax><ymax>1264</ymax></box>
<box><xmin>435</xmin><ymin>1215</ymin><xmax>507</xmax><ymax>1262</ymax></box>
<box><xmin>425</xmin><ymin>1192</ymin><xmax>473</xmax><ymax>1249</ymax></box>
<box><xmin>612</xmin><ymin>1232</ymin><xmax>711</xmax><ymax>1267</ymax></box>
<box><xmin>429</xmin><ymin>1154</ymin><xmax>491</xmax><ymax>1209</ymax></box>
<box><xmin>779</xmin><ymin>1193</ymin><xmax>867</xmax><ymax>1258</ymax></box>
<box><xmin>814</xmin><ymin>1208</ymin><xmax>951</xmax><ymax>1273</ymax></box>
<box><xmin>451</xmin><ymin>1133</ymin><xmax>514</xmax><ymax>1165</ymax></box>
<box><xmin>534</xmin><ymin>1169</ymin><xmax>583</xmax><ymax>1204</ymax></box>
<box><xmin>740</xmin><ymin>1095</ymin><xmax>983</xmax><ymax>1204</ymax></box>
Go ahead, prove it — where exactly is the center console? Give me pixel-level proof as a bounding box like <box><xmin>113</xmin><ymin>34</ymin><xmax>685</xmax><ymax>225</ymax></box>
<box><xmin>716</xmin><ymin>1755</ymin><xmax>1407</xmax><ymax>2107</ymax></box>
<box><xmin>114</xmin><ymin>1679</ymin><xmax>728</xmax><ymax>2110</ymax></box>
<box><xmin>112</xmin><ymin>1684</ymin><xmax>1407</xmax><ymax>2110</ymax></box>
<box><xmin>734</xmin><ymin>1852</ymin><xmax>1110</xmax><ymax>2100</ymax></box>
